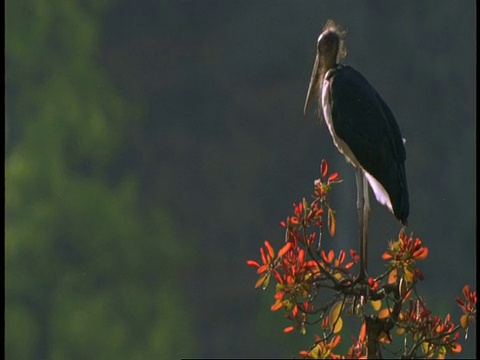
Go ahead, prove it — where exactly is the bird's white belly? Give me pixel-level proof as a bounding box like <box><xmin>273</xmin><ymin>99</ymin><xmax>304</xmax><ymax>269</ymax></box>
<box><xmin>321</xmin><ymin>76</ymin><xmax>361</xmax><ymax>169</ymax></box>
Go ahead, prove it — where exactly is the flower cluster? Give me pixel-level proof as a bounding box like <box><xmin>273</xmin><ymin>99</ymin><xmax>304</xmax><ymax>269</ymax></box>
<box><xmin>299</xmin><ymin>334</ymin><xmax>341</xmax><ymax>359</ymax></box>
<box><xmin>382</xmin><ymin>230</ymin><xmax>428</xmax><ymax>284</ymax></box>
<box><xmin>396</xmin><ymin>299</ymin><xmax>462</xmax><ymax>358</ymax></box>
<box><xmin>247</xmin><ymin>159</ymin><xmax>476</xmax><ymax>359</ymax></box>
<box><xmin>247</xmin><ymin>160</ymin><xmax>351</xmax><ymax>335</ymax></box>
<box><xmin>456</xmin><ymin>285</ymin><xmax>477</xmax><ymax>335</ymax></box>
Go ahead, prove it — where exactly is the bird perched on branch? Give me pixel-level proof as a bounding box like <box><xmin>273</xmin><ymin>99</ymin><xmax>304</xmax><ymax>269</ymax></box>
<box><xmin>303</xmin><ymin>20</ymin><xmax>409</xmax><ymax>279</ymax></box>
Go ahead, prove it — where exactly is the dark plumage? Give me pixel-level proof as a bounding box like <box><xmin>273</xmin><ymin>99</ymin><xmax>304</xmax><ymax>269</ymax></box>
<box><xmin>327</xmin><ymin>65</ymin><xmax>409</xmax><ymax>224</ymax></box>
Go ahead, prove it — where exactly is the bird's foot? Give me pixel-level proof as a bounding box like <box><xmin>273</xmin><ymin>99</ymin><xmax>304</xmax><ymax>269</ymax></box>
<box><xmin>354</xmin><ymin>269</ymin><xmax>370</xmax><ymax>285</ymax></box>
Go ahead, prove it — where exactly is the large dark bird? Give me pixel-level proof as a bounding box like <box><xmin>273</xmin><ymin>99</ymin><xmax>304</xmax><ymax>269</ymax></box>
<box><xmin>304</xmin><ymin>20</ymin><xmax>409</xmax><ymax>279</ymax></box>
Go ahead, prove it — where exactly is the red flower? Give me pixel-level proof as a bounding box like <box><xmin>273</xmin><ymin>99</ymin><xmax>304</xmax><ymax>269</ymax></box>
<box><xmin>246</xmin><ymin>240</ymin><xmax>280</xmax><ymax>290</ymax></box>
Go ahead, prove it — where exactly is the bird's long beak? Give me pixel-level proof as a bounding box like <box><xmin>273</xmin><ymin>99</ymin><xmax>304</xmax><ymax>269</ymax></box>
<box><xmin>303</xmin><ymin>52</ymin><xmax>321</xmax><ymax>115</ymax></box>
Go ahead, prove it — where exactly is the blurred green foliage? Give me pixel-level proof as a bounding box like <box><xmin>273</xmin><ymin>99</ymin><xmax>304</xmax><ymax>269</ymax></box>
<box><xmin>6</xmin><ymin>0</ymin><xmax>195</xmax><ymax>358</ymax></box>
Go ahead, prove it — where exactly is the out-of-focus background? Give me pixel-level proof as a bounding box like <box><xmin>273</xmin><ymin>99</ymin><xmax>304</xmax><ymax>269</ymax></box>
<box><xmin>5</xmin><ymin>1</ymin><xmax>476</xmax><ymax>358</ymax></box>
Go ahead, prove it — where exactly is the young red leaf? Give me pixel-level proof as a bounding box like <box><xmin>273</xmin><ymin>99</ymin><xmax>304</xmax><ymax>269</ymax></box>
<box><xmin>328</xmin><ymin>172</ymin><xmax>339</xmax><ymax>182</ymax></box>
<box><xmin>283</xmin><ymin>326</ymin><xmax>295</xmax><ymax>334</ymax></box>
<box><xmin>413</xmin><ymin>247</ymin><xmax>429</xmax><ymax>260</ymax></box>
<box><xmin>359</xmin><ymin>321</ymin><xmax>366</xmax><ymax>342</ymax></box>
<box><xmin>257</xmin><ymin>264</ymin><xmax>268</xmax><ymax>274</ymax></box>
<box><xmin>298</xmin><ymin>249</ymin><xmax>305</xmax><ymax>265</ymax></box>
<box><xmin>246</xmin><ymin>260</ymin><xmax>260</xmax><ymax>268</ymax></box>
<box><xmin>274</xmin><ymin>291</ymin><xmax>284</xmax><ymax>300</ymax></box>
<box><xmin>350</xmin><ymin>249</ymin><xmax>359</xmax><ymax>262</ymax></box>
<box><xmin>271</xmin><ymin>301</ymin><xmax>283</xmax><ymax>311</ymax></box>
<box><xmin>321</xmin><ymin>159</ymin><xmax>328</xmax><ymax>179</ymax></box>
<box><xmin>382</xmin><ymin>252</ymin><xmax>393</xmax><ymax>260</ymax></box>
<box><xmin>327</xmin><ymin>249</ymin><xmax>334</xmax><ymax>263</ymax></box>
<box><xmin>264</xmin><ymin>240</ymin><xmax>274</xmax><ymax>259</ymax></box>
<box><xmin>292</xmin><ymin>304</ymin><xmax>299</xmax><ymax>318</ymax></box>
<box><xmin>331</xmin><ymin>334</ymin><xmax>341</xmax><ymax>348</ymax></box>
<box><xmin>273</xmin><ymin>270</ymin><xmax>283</xmax><ymax>284</ymax></box>
<box><xmin>277</xmin><ymin>242</ymin><xmax>292</xmax><ymax>258</ymax></box>
<box><xmin>260</xmin><ymin>247</ymin><xmax>267</xmax><ymax>265</ymax></box>
<box><xmin>328</xmin><ymin>208</ymin><xmax>336</xmax><ymax>236</ymax></box>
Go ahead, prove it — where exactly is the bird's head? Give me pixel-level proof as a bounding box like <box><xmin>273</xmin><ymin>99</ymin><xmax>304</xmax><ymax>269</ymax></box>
<box><xmin>304</xmin><ymin>20</ymin><xmax>347</xmax><ymax>115</ymax></box>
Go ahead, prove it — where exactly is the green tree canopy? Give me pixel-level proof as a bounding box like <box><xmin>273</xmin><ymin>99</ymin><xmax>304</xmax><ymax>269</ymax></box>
<box><xmin>6</xmin><ymin>1</ymin><xmax>195</xmax><ymax>358</ymax></box>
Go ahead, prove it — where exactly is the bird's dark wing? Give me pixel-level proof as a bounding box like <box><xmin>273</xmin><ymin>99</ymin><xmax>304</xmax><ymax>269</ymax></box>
<box><xmin>328</xmin><ymin>65</ymin><xmax>409</xmax><ymax>224</ymax></box>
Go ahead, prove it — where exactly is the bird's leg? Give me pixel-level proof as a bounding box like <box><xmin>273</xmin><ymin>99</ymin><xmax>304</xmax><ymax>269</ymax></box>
<box><xmin>361</xmin><ymin>172</ymin><xmax>370</xmax><ymax>280</ymax></box>
<box><xmin>355</xmin><ymin>168</ymin><xmax>367</xmax><ymax>281</ymax></box>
